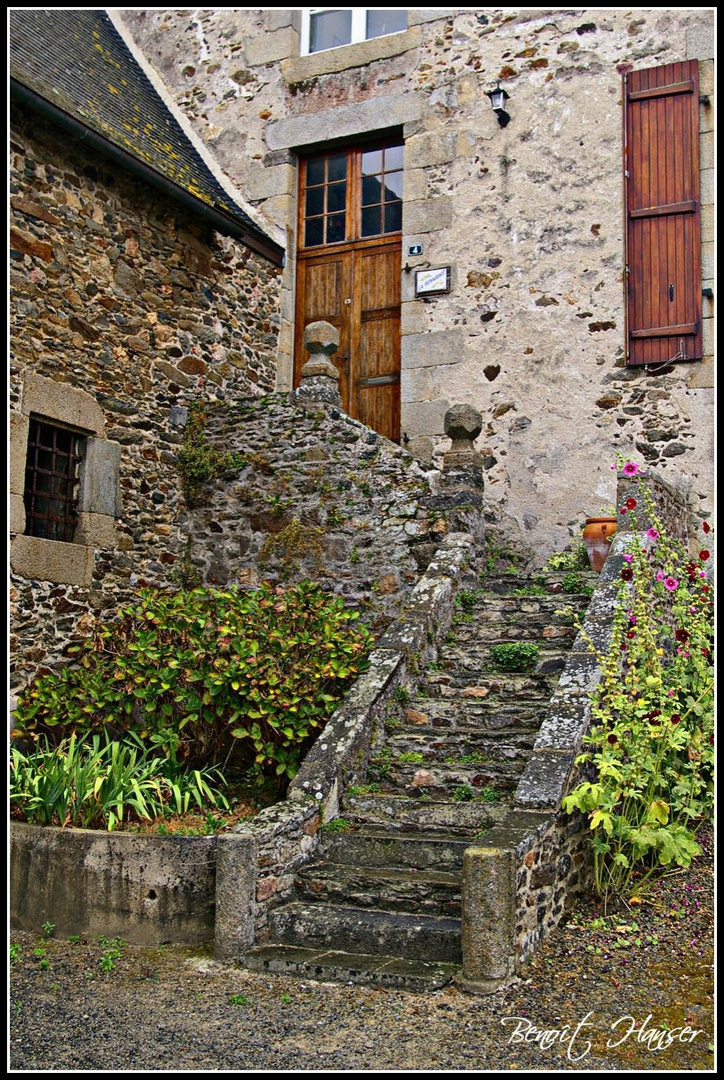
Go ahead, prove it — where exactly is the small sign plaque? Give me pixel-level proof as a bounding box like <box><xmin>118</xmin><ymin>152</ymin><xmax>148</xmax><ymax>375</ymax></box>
<box><xmin>415</xmin><ymin>266</ymin><xmax>451</xmax><ymax>296</ymax></box>
<box><xmin>407</xmin><ymin>244</ymin><xmax>423</xmax><ymax>256</ymax></box>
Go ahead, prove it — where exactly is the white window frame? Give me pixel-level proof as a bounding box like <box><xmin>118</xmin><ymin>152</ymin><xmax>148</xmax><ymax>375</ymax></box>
<box><xmin>300</xmin><ymin>9</ymin><xmax>407</xmax><ymax>56</ymax></box>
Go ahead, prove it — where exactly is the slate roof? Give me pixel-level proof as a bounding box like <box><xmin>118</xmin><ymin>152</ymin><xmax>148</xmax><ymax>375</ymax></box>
<box><xmin>9</xmin><ymin>8</ymin><xmax>284</xmax><ymax>264</ymax></box>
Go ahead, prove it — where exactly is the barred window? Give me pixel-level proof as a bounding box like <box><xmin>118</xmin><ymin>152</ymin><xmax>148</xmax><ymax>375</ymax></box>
<box><xmin>23</xmin><ymin>418</ymin><xmax>84</xmax><ymax>542</ymax></box>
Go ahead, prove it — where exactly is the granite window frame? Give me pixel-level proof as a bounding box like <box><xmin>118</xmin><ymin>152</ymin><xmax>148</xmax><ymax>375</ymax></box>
<box><xmin>10</xmin><ymin>374</ymin><xmax>121</xmax><ymax>587</ymax></box>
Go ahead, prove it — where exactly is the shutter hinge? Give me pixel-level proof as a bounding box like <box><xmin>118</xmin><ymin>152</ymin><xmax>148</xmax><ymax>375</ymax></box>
<box><xmin>624</xmin><ymin>169</ymin><xmax>629</xmax><ymax>177</ymax></box>
<box><xmin>625</xmin><ymin>265</ymin><xmax>630</xmax><ymax>275</ymax></box>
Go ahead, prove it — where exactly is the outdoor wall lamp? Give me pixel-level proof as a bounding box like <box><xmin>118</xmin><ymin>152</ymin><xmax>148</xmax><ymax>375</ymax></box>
<box><xmin>486</xmin><ymin>83</ymin><xmax>510</xmax><ymax>127</ymax></box>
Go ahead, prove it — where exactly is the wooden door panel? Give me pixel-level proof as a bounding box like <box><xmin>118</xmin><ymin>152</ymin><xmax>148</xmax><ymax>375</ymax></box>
<box><xmin>295</xmin><ymin>251</ymin><xmax>352</xmax><ymax>397</ymax></box>
<box><xmin>296</xmin><ymin>241</ymin><xmax>401</xmax><ymax>441</ymax></box>
<box><xmin>356</xmin><ymin>313</ymin><xmax>400</xmax><ymax>439</ymax></box>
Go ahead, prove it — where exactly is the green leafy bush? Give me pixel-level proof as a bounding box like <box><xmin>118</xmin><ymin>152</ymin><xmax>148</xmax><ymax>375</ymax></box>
<box><xmin>10</xmin><ymin>731</ymin><xmax>229</xmax><ymax>831</ymax></box>
<box><xmin>488</xmin><ymin>642</ymin><xmax>539</xmax><ymax>672</ymax></box>
<box><xmin>563</xmin><ymin>461</ymin><xmax>714</xmax><ymax>901</ymax></box>
<box><xmin>544</xmin><ymin>541</ymin><xmax>590</xmax><ymax>572</ymax></box>
<box><xmin>12</xmin><ymin>581</ymin><xmax>372</xmax><ymax>789</ymax></box>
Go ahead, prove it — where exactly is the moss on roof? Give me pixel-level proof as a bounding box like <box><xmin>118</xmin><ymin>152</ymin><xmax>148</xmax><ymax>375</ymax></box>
<box><xmin>10</xmin><ymin>9</ymin><xmax>282</xmax><ymax>261</ymax></box>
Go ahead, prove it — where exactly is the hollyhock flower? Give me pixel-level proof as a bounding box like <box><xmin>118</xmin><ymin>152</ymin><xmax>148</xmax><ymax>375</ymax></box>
<box><xmin>699</xmin><ymin>549</ymin><xmax>710</xmax><ymax>561</ymax></box>
<box><xmin>703</xmin><ymin>522</ymin><xmax>711</xmax><ymax>534</ymax></box>
<box><xmin>656</xmin><ymin>571</ymin><xmax>666</xmax><ymax>581</ymax></box>
<box><xmin>608</xmin><ymin>733</ymin><xmax>618</xmax><ymax>745</ymax></box>
<box><xmin>621</xmin><ymin>567</ymin><xmax>633</xmax><ymax>581</ymax></box>
<box><xmin>675</xmin><ymin>629</ymin><xmax>689</xmax><ymax>643</ymax></box>
<box><xmin>670</xmin><ymin>714</ymin><xmax>682</xmax><ymax>725</ymax></box>
<box><xmin>626</xmin><ymin>498</ymin><xmax>637</xmax><ymax>510</ymax></box>
<box><xmin>622</xmin><ymin>553</ymin><xmax>634</xmax><ymax>563</ymax></box>
<box><xmin>622</xmin><ymin>462</ymin><xmax>639</xmax><ymax>476</ymax></box>
<box><xmin>664</xmin><ymin>577</ymin><xmax>678</xmax><ymax>591</ymax></box>
<box><xmin>646</xmin><ymin>528</ymin><xmax>659</xmax><ymax>540</ymax></box>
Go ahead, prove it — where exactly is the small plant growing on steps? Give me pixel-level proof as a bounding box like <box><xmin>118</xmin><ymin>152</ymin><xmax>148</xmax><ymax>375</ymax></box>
<box><xmin>489</xmin><ymin>642</ymin><xmax>540</xmax><ymax>672</ymax></box>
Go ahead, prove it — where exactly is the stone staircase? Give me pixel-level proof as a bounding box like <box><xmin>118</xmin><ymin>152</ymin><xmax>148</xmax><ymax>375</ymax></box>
<box><xmin>242</xmin><ymin>570</ymin><xmax>597</xmax><ymax>990</ymax></box>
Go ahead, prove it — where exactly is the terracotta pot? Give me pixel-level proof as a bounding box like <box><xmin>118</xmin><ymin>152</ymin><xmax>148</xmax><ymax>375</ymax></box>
<box><xmin>582</xmin><ymin>516</ymin><xmax>618</xmax><ymax>572</ymax></box>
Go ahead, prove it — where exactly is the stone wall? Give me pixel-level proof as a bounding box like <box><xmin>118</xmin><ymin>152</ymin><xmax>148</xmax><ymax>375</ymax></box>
<box><xmin>179</xmin><ymin>391</ymin><xmax>476</xmax><ymax>633</ymax></box>
<box><xmin>118</xmin><ymin>7</ymin><xmax>715</xmax><ymax>562</ymax></box>
<box><xmin>9</xmin><ymin>102</ymin><xmax>282</xmax><ymax>692</ymax></box>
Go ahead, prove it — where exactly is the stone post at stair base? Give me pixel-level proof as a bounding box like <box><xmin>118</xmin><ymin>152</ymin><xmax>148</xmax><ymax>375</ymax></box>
<box><xmin>459</xmin><ymin>845</ymin><xmax>516</xmax><ymax>993</ymax></box>
<box><xmin>294</xmin><ymin>320</ymin><xmax>343</xmax><ymax>408</ymax></box>
<box><xmin>426</xmin><ymin>403</ymin><xmax>485</xmax><ymax>546</ymax></box>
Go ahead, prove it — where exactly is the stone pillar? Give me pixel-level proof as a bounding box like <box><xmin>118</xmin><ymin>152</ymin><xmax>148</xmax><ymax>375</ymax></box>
<box><xmin>294</xmin><ymin>320</ymin><xmax>343</xmax><ymax>407</ymax></box>
<box><xmin>439</xmin><ymin>403</ymin><xmax>484</xmax><ymax>495</ymax></box>
<box><xmin>426</xmin><ymin>404</ymin><xmax>485</xmax><ymax>547</ymax></box>
<box><xmin>459</xmin><ymin>844</ymin><xmax>516</xmax><ymax>993</ymax></box>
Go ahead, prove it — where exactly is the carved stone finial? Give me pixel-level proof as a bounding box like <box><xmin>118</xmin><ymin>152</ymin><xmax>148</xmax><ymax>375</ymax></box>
<box><xmin>444</xmin><ymin>404</ymin><xmax>483</xmax><ymax>454</ymax></box>
<box><xmin>438</xmin><ymin>403</ymin><xmax>484</xmax><ymax>497</ymax></box>
<box><xmin>295</xmin><ymin>320</ymin><xmax>343</xmax><ymax>407</ymax></box>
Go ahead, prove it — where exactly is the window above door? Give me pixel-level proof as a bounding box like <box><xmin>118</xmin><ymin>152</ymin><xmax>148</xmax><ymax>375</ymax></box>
<box><xmin>300</xmin><ymin>141</ymin><xmax>403</xmax><ymax>249</ymax></box>
<box><xmin>301</xmin><ymin>9</ymin><xmax>408</xmax><ymax>56</ymax></box>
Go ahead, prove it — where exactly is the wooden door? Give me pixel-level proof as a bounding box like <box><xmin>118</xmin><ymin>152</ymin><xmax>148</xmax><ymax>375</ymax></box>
<box><xmin>295</xmin><ymin>142</ymin><xmax>402</xmax><ymax>442</ymax></box>
<box><xmin>624</xmin><ymin>61</ymin><xmax>702</xmax><ymax>366</ymax></box>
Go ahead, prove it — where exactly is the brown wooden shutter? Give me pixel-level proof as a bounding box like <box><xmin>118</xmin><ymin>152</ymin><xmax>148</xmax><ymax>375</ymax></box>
<box><xmin>624</xmin><ymin>61</ymin><xmax>702</xmax><ymax>366</ymax></box>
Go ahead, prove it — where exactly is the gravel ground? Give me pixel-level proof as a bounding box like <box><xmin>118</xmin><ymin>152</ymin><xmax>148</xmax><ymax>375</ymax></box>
<box><xmin>9</xmin><ymin>827</ymin><xmax>714</xmax><ymax>1073</ymax></box>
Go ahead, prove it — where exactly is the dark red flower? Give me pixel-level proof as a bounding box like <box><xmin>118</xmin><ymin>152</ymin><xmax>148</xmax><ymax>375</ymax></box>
<box><xmin>608</xmin><ymin>734</ymin><xmax>618</xmax><ymax>745</ymax></box>
<box><xmin>620</xmin><ymin>507</ymin><xmax>627</xmax><ymax>516</ymax></box>
<box><xmin>699</xmin><ymin>550</ymin><xmax>710</xmax><ymax>561</ymax></box>
<box><xmin>670</xmin><ymin>714</ymin><xmax>682</xmax><ymax>725</ymax></box>
<box><xmin>626</xmin><ymin>630</ymin><xmax>636</xmax><ymax>639</ymax></box>
<box><xmin>703</xmin><ymin>522</ymin><xmax>711</xmax><ymax>534</ymax></box>
<box><xmin>621</xmin><ymin>567</ymin><xmax>633</xmax><ymax>580</ymax></box>
<box><xmin>675</xmin><ymin>629</ymin><xmax>690</xmax><ymax>643</ymax></box>
<box><xmin>626</xmin><ymin>498</ymin><xmax>637</xmax><ymax>510</ymax></box>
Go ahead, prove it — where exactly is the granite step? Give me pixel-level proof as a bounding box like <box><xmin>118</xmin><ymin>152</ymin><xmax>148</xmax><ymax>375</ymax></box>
<box><xmin>385</xmin><ymin>727</ymin><xmax>537</xmax><ymax>761</ymax></box>
<box><xmin>266</xmin><ymin>901</ymin><xmax>462</xmax><ymax>963</ymax></box>
<box><xmin>398</xmin><ymin>700</ymin><xmax>548</xmax><ymax>731</ymax></box>
<box><xmin>242</xmin><ymin>944</ymin><xmax>459</xmax><ymax>992</ymax></box>
<box><xmin>294</xmin><ymin>860</ymin><xmax>463</xmax><ymax>917</ymax></box>
<box><xmin>317</xmin><ymin>824</ymin><xmax>476</xmax><ymax>871</ymax></box>
<box><xmin>372</xmin><ymin>762</ymin><xmax>521</xmax><ymax>802</ymax></box>
<box><xmin>341</xmin><ymin>793</ymin><xmax>508</xmax><ymax>833</ymax></box>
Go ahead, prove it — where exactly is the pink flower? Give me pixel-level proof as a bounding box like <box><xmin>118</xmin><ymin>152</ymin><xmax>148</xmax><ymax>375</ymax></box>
<box><xmin>622</xmin><ymin>462</ymin><xmax>639</xmax><ymax>476</ymax></box>
<box><xmin>646</xmin><ymin>528</ymin><xmax>659</xmax><ymax>540</ymax></box>
<box><xmin>622</xmin><ymin>553</ymin><xmax>634</xmax><ymax>564</ymax></box>
<box><xmin>656</xmin><ymin>572</ymin><xmax>666</xmax><ymax>581</ymax></box>
<box><xmin>664</xmin><ymin>577</ymin><xmax>679</xmax><ymax>591</ymax></box>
